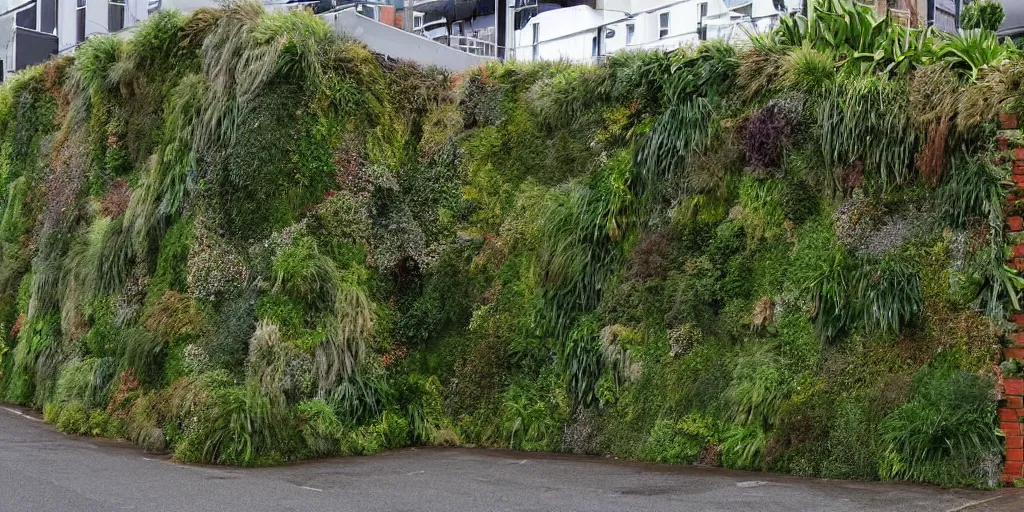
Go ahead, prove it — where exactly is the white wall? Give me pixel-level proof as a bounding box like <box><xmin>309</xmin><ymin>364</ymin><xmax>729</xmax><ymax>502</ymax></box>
<box><xmin>86</xmin><ymin>0</ymin><xmax>110</xmax><ymax>35</ymax></box>
<box><xmin>512</xmin><ymin>5</ymin><xmax>627</xmax><ymax>62</ymax></box>
<box><xmin>56</xmin><ymin>0</ymin><xmax>110</xmax><ymax>52</ymax></box>
<box><xmin>58</xmin><ymin>0</ymin><xmax>221</xmax><ymax>53</ymax></box>
<box><xmin>57</xmin><ymin>0</ymin><xmax>73</xmax><ymax>51</ymax></box>
<box><xmin>514</xmin><ymin>0</ymin><xmax>780</xmax><ymax>62</ymax></box>
<box><xmin>161</xmin><ymin>0</ymin><xmax>216</xmax><ymax>12</ymax></box>
<box><xmin>0</xmin><ymin>16</ymin><xmax>13</xmax><ymax>76</ymax></box>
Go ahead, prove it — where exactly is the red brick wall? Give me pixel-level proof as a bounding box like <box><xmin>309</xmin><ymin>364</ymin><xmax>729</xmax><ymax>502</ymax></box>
<box><xmin>1001</xmin><ymin>112</ymin><xmax>1024</xmax><ymax>485</ymax></box>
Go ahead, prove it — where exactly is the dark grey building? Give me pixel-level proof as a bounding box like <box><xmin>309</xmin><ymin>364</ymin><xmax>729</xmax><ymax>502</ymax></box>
<box><xmin>0</xmin><ymin>0</ymin><xmax>59</xmax><ymax>81</ymax></box>
<box><xmin>996</xmin><ymin>0</ymin><xmax>1023</xmax><ymax>39</ymax></box>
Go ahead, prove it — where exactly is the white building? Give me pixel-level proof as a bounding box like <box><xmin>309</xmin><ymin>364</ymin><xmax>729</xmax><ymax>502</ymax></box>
<box><xmin>0</xmin><ymin>0</ymin><xmax>220</xmax><ymax>79</ymax></box>
<box><xmin>0</xmin><ymin>0</ymin><xmax>494</xmax><ymax>80</ymax></box>
<box><xmin>0</xmin><ymin>0</ymin><xmax>487</xmax><ymax>80</ymax></box>
<box><xmin>511</xmin><ymin>0</ymin><xmax>792</xmax><ymax>63</ymax></box>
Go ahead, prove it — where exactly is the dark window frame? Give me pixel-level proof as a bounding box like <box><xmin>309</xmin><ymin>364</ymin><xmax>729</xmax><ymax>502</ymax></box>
<box><xmin>109</xmin><ymin>1</ymin><xmax>125</xmax><ymax>32</ymax></box>
<box><xmin>697</xmin><ymin>2</ymin><xmax>708</xmax><ymax>41</ymax></box>
<box><xmin>76</xmin><ymin>0</ymin><xmax>86</xmax><ymax>44</ymax></box>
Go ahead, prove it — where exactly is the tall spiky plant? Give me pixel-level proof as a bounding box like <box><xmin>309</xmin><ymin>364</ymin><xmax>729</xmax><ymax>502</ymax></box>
<box><xmin>59</xmin><ymin>217</ymin><xmax>110</xmax><ymax>336</ymax></box>
<box><xmin>817</xmin><ymin>77</ymin><xmax>918</xmax><ymax>191</ymax></box>
<box><xmin>633</xmin><ymin>42</ymin><xmax>737</xmax><ymax>198</ymax></box>
<box><xmin>193</xmin><ymin>0</ymin><xmax>329</xmax><ymax>153</ymax></box>
<box><xmin>123</xmin><ymin>73</ymin><xmax>206</xmax><ymax>254</ymax></box>
<box><xmin>62</xmin><ymin>36</ymin><xmax>122</xmax><ymax>124</ymax></box>
<box><xmin>246</xmin><ymin>320</ymin><xmax>288</xmax><ymax>400</ymax></box>
<box><xmin>315</xmin><ymin>276</ymin><xmax>373</xmax><ymax>392</ymax></box>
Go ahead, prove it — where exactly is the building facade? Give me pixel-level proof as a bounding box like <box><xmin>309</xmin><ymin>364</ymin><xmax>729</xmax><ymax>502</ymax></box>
<box><xmin>0</xmin><ymin>0</ymin><xmax>212</xmax><ymax>79</ymax></box>
<box><xmin>511</xmin><ymin>0</ymin><xmax>785</xmax><ymax>63</ymax></box>
<box><xmin>1</xmin><ymin>0</ymin><xmax>58</xmax><ymax>77</ymax></box>
<box><xmin>0</xmin><ymin>0</ymin><xmax>1000</xmax><ymax>81</ymax></box>
<box><xmin>0</xmin><ymin>0</ymin><xmax>489</xmax><ymax>80</ymax></box>
<box><xmin>508</xmin><ymin>0</ymin><xmax>991</xmax><ymax>64</ymax></box>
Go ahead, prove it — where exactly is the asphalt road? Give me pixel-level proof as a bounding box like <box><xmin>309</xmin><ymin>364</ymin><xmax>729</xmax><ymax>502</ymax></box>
<box><xmin>2</xmin><ymin>405</ymin><xmax>1023</xmax><ymax>512</ymax></box>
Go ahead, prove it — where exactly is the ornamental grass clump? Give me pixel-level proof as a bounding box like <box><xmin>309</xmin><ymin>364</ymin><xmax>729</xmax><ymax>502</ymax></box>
<box><xmin>880</xmin><ymin>367</ymin><xmax>1000</xmax><ymax>488</ymax></box>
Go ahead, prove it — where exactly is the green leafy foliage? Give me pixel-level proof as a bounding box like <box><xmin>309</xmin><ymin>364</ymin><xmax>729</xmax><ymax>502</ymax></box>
<box><xmin>771</xmin><ymin>0</ymin><xmax>936</xmax><ymax>75</ymax></box>
<box><xmin>806</xmin><ymin>251</ymin><xmax>923</xmax><ymax>341</ymax></box>
<box><xmin>54</xmin><ymin>357</ymin><xmax>116</xmax><ymax>409</ymax></box>
<box><xmin>817</xmin><ymin>77</ymin><xmax>917</xmax><ymax>191</ymax></box>
<box><xmin>199</xmin><ymin>385</ymin><xmax>293</xmax><ymax>465</ymax></box>
<box><xmin>854</xmin><ymin>254</ymin><xmax>923</xmax><ymax>335</ymax></box>
<box><xmin>0</xmin><ymin>1</ymin><xmax>1013</xmax><ymax>489</ymax></box>
<box><xmin>537</xmin><ymin>155</ymin><xmax>634</xmax><ymax>341</ymax></box>
<box><xmin>938</xmin><ymin>150</ymin><xmax>1006</xmax><ymax>229</ymax></box>
<box><xmin>498</xmin><ymin>372</ymin><xmax>567</xmax><ymax>451</ymax></box>
<box><xmin>960</xmin><ymin>1</ymin><xmax>1006</xmax><ymax>32</ymax></box>
<box><xmin>721</xmin><ymin>425</ymin><xmax>768</xmax><ymax>470</ymax></box>
<box><xmin>329</xmin><ymin>373</ymin><xmax>394</xmax><ymax>425</ymax></box>
<box><xmin>295</xmin><ymin>398</ymin><xmax>343</xmax><ymax>457</ymax></box>
<box><xmin>1000</xmin><ymin>358</ymin><xmax>1024</xmax><ymax>378</ymax></box>
<box><xmin>272</xmin><ymin>238</ymin><xmax>343</xmax><ymax>312</ymax></box>
<box><xmin>644</xmin><ymin>414</ymin><xmax>717</xmax><ymax>464</ymax></box>
<box><xmin>938</xmin><ymin>30</ymin><xmax>1013</xmax><ymax>82</ymax></box>
<box><xmin>880</xmin><ymin>367</ymin><xmax>1000</xmax><ymax>488</ymax></box>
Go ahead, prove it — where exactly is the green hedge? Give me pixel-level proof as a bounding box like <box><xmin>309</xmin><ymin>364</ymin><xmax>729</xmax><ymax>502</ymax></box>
<box><xmin>0</xmin><ymin>0</ymin><xmax>1016</xmax><ymax>487</ymax></box>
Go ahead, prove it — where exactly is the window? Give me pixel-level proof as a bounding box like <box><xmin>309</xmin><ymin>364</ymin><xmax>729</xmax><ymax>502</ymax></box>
<box><xmin>697</xmin><ymin>2</ymin><xmax>707</xmax><ymax>41</ymax></box>
<box><xmin>591</xmin><ymin>35</ymin><xmax>598</xmax><ymax>57</ymax></box>
<box><xmin>532</xmin><ymin>23</ymin><xmax>539</xmax><ymax>60</ymax></box>
<box><xmin>626</xmin><ymin>23</ymin><xmax>634</xmax><ymax>44</ymax></box>
<box><xmin>659</xmin><ymin>12</ymin><xmax>669</xmax><ymax>39</ymax></box>
<box><xmin>109</xmin><ymin>0</ymin><xmax>126</xmax><ymax>32</ymax></box>
<box><xmin>15</xmin><ymin>4</ymin><xmax>35</xmax><ymax>30</ymax></box>
<box><xmin>40</xmin><ymin>0</ymin><xmax>58</xmax><ymax>34</ymax></box>
<box><xmin>77</xmin><ymin>0</ymin><xmax>86</xmax><ymax>44</ymax></box>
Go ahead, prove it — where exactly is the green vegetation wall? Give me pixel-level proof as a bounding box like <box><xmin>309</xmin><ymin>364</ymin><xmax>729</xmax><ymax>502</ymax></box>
<box><xmin>1</xmin><ymin>0</ymin><xmax>1023</xmax><ymax>488</ymax></box>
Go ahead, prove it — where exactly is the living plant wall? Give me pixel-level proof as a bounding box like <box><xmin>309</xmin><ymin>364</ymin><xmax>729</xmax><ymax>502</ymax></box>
<box><xmin>1</xmin><ymin>0</ymin><xmax>1023</xmax><ymax>488</ymax></box>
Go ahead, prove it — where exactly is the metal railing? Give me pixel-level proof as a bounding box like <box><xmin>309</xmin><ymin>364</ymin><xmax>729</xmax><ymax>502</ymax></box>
<box><xmin>433</xmin><ymin>34</ymin><xmax>498</xmax><ymax>57</ymax></box>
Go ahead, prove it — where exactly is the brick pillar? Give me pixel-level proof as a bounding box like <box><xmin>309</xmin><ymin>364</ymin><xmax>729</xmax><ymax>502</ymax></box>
<box><xmin>1001</xmin><ymin>112</ymin><xmax>1024</xmax><ymax>486</ymax></box>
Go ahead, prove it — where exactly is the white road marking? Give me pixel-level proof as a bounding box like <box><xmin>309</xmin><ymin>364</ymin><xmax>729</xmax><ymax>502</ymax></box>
<box><xmin>2</xmin><ymin>406</ymin><xmax>41</xmax><ymax>421</ymax></box>
<box><xmin>944</xmin><ymin>495</ymin><xmax>1008</xmax><ymax>512</ymax></box>
<box><xmin>407</xmin><ymin>470</ymin><xmax>425</xmax><ymax>475</ymax></box>
<box><xmin>736</xmin><ymin>481</ymin><xmax>768</xmax><ymax>488</ymax></box>
<box><xmin>300</xmin><ymin>486</ymin><xmax>323</xmax><ymax>492</ymax></box>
